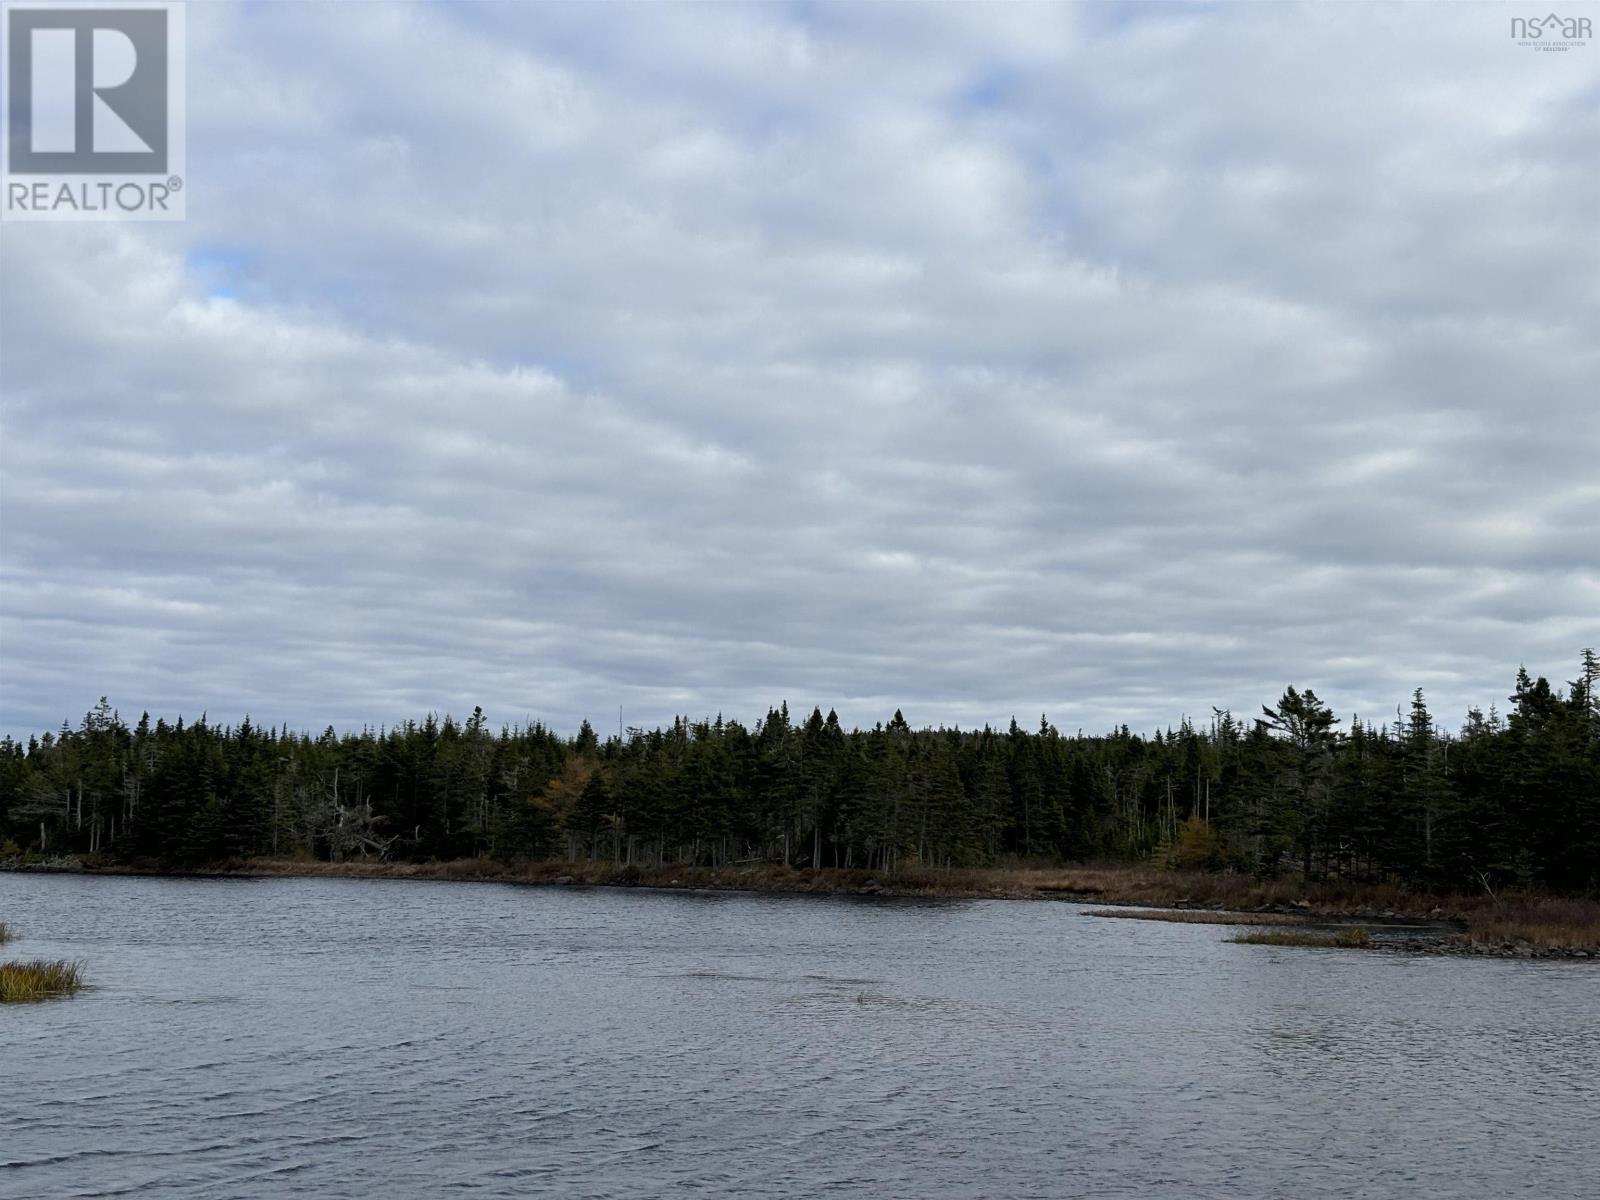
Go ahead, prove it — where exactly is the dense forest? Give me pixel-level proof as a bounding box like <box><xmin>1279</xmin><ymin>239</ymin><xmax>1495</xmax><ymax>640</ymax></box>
<box><xmin>2</xmin><ymin>652</ymin><xmax>1597</xmax><ymax>894</ymax></box>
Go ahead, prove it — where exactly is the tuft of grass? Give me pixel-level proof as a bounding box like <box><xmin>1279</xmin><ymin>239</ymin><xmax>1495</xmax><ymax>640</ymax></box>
<box><xmin>0</xmin><ymin>921</ymin><xmax>14</xmax><ymax>946</ymax></box>
<box><xmin>0</xmin><ymin>958</ymin><xmax>84</xmax><ymax>1002</ymax></box>
<box><xmin>1087</xmin><ymin>908</ymin><xmax>1307</xmax><ymax>927</ymax></box>
<box><xmin>1230</xmin><ymin>927</ymin><xmax>1373</xmax><ymax>949</ymax></box>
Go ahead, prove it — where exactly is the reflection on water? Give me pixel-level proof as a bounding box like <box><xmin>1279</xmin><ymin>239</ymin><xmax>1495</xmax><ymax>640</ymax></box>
<box><xmin>1</xmin><ymin>874</ymin><xmax>1596</xmax><ymax>1199</ymax></box>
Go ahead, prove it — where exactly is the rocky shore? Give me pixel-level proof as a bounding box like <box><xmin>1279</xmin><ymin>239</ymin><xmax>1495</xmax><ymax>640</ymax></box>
<box><xmin>1379</xmin><ymin>935</ymin><xmax>1596</xmax><ymax>961</ymax></box>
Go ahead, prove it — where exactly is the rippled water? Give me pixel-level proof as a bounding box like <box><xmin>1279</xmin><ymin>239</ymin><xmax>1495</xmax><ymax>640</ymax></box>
<box><xmin>2</xmin><ymin>874</ymin><xmax>1597</xmax><ymax>1199</ymax></box>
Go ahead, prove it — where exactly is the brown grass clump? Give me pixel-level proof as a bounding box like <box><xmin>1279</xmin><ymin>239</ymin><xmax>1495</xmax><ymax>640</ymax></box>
<box><xmin>1230</xmin><ymin>927</ymin><xmax>1373</xmax><ymax>949</ymax></box>
<box><xmin>0</xmin><ymin>921</ymin><xmax>14</xmax><ymax>946</ymax></box>
<box><xmin>0</xmin><ymin>959</ymin><xmax>84</xmax><ymax>1001</ymax></box>
<box><xmin>1462</xmin><ymin>897</ymin><xmax>1600</xmax><ymax>952</ymax></box>
<box><xmin>1087</xmin><ymin>908</ymin><xmax>1306</xmax><ymax>927</ymax></box>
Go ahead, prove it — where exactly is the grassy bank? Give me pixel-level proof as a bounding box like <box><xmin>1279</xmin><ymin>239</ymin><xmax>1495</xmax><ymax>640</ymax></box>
<box><xmin>7</xmin><ymin>854</ymin><xmax>1597</xmax><ymax>956</ymax></box>
<box><xmin>1461</xmin><ymin>898</ymin><xmax>1600</xmax><ymax>952</ymax></box>
<box><xmin>0</xmin><ymin>959</ymin><xmax>83</xmax><ymax>1002</ymax></box>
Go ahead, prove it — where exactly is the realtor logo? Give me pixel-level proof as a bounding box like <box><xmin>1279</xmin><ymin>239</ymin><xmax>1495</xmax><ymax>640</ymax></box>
<box><xmin>1510</xmin><ymin>12</ymin><xmax>1592</xmax><ymax>50</ymax></box>
<box><xmin>2</xmin><ymin>2</ymin><xmax>186</xmax><ymax>220</ymax></box>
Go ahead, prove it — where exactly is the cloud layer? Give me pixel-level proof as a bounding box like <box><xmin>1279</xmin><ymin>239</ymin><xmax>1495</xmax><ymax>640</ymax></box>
<box><xmin>2</xmin><ymin>2</ymin><xmax>1597</xmax><ymax>737</ymax></box>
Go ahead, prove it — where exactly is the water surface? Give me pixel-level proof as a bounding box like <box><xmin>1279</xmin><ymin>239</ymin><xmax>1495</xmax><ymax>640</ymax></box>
<box><xmin>2</xmin><ymin>873</ymin><xmax>1596</xmax><ymax>1198</ymax></box>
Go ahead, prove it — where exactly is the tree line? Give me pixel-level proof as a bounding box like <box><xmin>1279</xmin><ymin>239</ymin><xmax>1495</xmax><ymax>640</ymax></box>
<box><xmin>2</xmin><ymin>652</ymin><xmax>1596</xmax><ymax>894</ymax></box>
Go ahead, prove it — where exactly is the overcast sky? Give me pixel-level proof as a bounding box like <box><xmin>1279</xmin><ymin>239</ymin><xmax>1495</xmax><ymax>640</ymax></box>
<box><xmin>1</xmin><ymin>1</ymin><xmax>1596</xmax><ymax>740</ymax></box>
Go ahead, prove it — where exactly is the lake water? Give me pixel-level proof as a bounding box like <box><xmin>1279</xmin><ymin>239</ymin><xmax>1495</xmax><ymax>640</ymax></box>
<box><xmin>2</xmin><ymin>874</ymin><xmax>1597</xmax><ymax>1199</ymax></box>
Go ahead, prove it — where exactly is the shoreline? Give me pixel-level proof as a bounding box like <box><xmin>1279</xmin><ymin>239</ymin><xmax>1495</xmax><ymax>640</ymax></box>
<box><xmin>4</xmin><ymin>856</ymin><xmax>1595</xmax><ymax>958</ymax></box>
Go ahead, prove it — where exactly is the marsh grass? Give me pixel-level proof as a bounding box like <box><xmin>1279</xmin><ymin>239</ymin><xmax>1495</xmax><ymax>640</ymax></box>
<box><xmin>1230</xmin><ymin>927</ymin><xmax>1373</xmax><ymax>949</ymax></box>
<box><xmin>0</xmin><ymin>959</ymin><xmax>84</xmax><ymax>1001</ymax></box>
<box><xmin>1087</xmin><ymin>908</ymin><xmax>1307</xmax><ymax>927</ymax></box>
<box><xmin>1025</xmin><ymin>865</ymin><xmax>1430</xmax><ymax>913</ymax></box>
<box><xmin>1463</xmin><ymin>898</ymin><xmax>1600</xmax><ymax>951</ymax></box>
<box><xmin>0</xmin><ymin>921</ymin><xmax>14</xmax><ymax>946</ymax></box>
